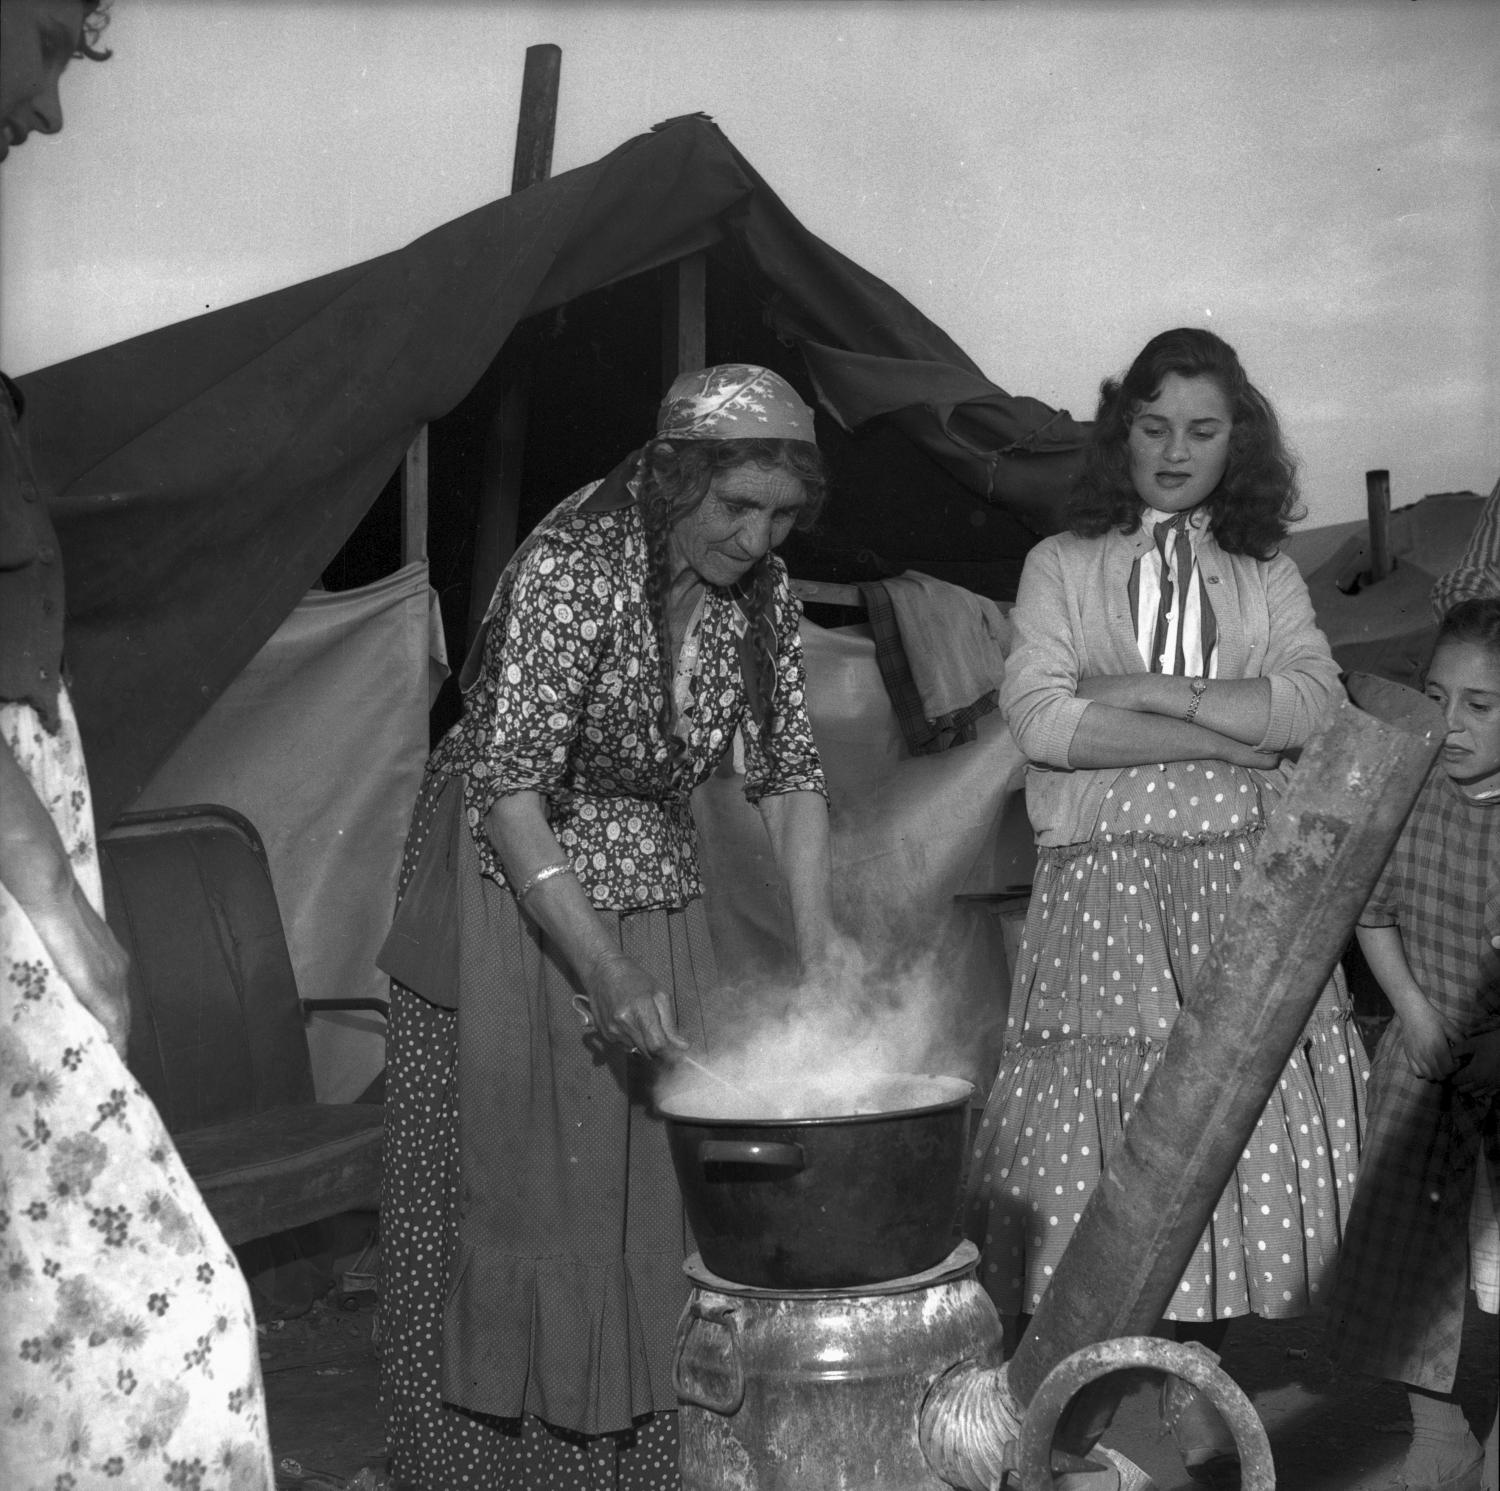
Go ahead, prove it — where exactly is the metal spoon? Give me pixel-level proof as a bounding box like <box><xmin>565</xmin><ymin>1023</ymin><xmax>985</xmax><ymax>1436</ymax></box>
<box><xmin>674</xmin><ymin>1052</ymin><xmax>786</xmax><ymax>1112</ymax></box>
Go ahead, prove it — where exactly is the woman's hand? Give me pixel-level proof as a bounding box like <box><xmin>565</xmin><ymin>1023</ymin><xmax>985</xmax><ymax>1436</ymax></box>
<box><xmin>24</xmin><ymin>878</ymin><xmax>131</xmax><ymax>1055</ymax></box>
<box><xmin>797</xmin><ymin>927</ymin><xmax>859</xmax><ymax>983</ymax></box>
<box><xmin>0</xmin><ymin>740</ymin><xmax>130</xmax><ymax>1055</ymax></box>
<box><xmin>1218</xmin><ymin>740</ymin><xmax>1284</xmax><ymax>772</ymax></box>
<box><xmin>580</xmin><ymin>950</ymin><xmax>688</xmax><ymax>1059</ymax></box>
<box><xmin>488</xmin><ymin>792</ymin><xmax>689</xmax><ymax>1060</ymax></box>
<box><xmin>1398</xmin><ymin>1002</ymin><xmax>1463</xmax><ymax>1081</ymax></box>
<box><xmin>1451</xmin><ymin>1029</ymin><xmax>1500</xmax><ymax>1098</ymax></box>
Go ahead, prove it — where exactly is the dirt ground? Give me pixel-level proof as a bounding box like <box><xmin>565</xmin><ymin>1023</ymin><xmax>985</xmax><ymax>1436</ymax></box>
<box><xmin>261</xmin><ymin>1287</ymin><xmax>1496</xmax><ymax>1489</ymax></box>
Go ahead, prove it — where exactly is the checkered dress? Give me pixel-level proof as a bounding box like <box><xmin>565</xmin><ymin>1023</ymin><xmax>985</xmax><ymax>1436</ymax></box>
<box><xmin>1325</xmin><ymin>769</ymin><xmax>1500</xmax><ymax>1391</ymax></box>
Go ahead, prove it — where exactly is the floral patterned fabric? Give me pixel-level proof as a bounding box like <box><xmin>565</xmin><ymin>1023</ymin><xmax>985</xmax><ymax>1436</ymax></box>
<box><xmin>1</xmin><ymin>693</ymin><xmax>274</xmax><ymax>1491</ymax></box>
<box><xmin>654</xmin><ymin>364</ymin><xmax>816</xmax><ymax>444</ymax></box>
<box><xmin>432</xmin><ymin>482</ymin><xmax>826</xmax><ymax>911</ymax></box>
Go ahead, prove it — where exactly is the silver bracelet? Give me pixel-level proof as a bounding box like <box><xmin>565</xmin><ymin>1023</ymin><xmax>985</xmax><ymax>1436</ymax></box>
<box><xmin>1184</xmin><ymin>677</ymin><xmax>1208</xmax><ymax>724</ymax></box>
<box><xmin>516</xmin><ymin>862</ymin><xmax>574</xmax><ymax>902</ymax></box>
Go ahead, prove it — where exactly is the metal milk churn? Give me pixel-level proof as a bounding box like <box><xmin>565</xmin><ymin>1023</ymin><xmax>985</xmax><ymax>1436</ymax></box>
<box><xmin>673</xmin><ymin>1241</ymin><xmax>1004</xmax><ymax>1491</ymax></box>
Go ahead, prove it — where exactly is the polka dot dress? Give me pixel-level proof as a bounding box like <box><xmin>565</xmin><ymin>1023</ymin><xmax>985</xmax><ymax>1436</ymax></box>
<box><xmin>378</xmin><ymin>774</ymin><xmax>701</xmax><ymax>1489</ymax></box>
<box><xmin>965</xmin><ymin>760</ymin><xmax>1368</xmax><ymax>1323</ymax></box>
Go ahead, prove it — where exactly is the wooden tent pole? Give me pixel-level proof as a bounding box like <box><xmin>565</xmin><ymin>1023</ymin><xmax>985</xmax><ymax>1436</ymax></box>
<box><xmin>510</xmin><ymin>43</ymin><xmax>562</xmax><ymax>193</ymax></box>
<box><xmin>401</xmin><ymin>424</ymin><xmax>428</xmax><ymax>565</ymax></box>
<box><xmin>464</xmin><ymin>44</ymin><xmax>562</xmax><ymax>648</ymax></box>
<box><xmin>1366</xmin><ymin>468</ymin><xmax>1393</xmax><ymax>583</ymax></box>
<box><xmin>663</xmin><ymin>251</ymin><xmax>707</xmax><ymax>382</ymax></box>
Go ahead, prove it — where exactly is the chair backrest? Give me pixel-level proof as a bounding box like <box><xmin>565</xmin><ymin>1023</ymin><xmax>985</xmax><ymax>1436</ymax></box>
<box><xmin>99</xmin><ymin>804</ymin><xmax>315</xmax><ymax>1133</ymax></box>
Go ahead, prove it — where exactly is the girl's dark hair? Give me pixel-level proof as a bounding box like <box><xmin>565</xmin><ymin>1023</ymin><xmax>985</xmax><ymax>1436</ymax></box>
<box><xmin>1067</xmin><ymin>327</ymin><xmax>1302</xmax><ymax>559</ymax></box>
<box><xmin>636</xmin><ymin>437</ymin><xmax>827</xmax><ymax>795</ymax></box>
<box><xmin>80</xmin><ymin>0</ymin><xmax>112</xmax><ymax>61</ymax></box>
<box><xmin>1434</xmin><ymin>596</ymin><xmax>1500</xmax><ymax>659</ymax></box>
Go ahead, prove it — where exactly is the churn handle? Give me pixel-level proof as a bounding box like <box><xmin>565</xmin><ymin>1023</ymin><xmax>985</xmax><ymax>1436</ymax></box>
<box><xmin>671</xmin><ymin>1298</ymin><xmax>746</xmax><ymax>1415</ymax></box>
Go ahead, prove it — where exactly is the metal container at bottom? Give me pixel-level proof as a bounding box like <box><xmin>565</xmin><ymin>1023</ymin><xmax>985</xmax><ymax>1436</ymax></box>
<box><xmin>674</xmin><ymin>1240</ymin><xmax>1003</xmax><ymax>1491</ymax></box>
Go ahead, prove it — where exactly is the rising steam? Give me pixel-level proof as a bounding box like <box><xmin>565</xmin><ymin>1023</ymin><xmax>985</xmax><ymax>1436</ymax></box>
<box><xmin>655</xmin><ymin>927</ymin><xmax>988</xmax><ymax>1120</ymax></box>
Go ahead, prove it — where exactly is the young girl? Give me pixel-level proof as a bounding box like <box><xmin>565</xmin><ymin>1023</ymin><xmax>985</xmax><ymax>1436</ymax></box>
<box><xmin>964</xmin><ymin>327</ymin><xmax>1367</xmax><ymax>1483</ymax></box>
<box><xmin>1327</xmin><ymin>597</ymin><xmax>1500</xmax><ymax>1491</ymax></box>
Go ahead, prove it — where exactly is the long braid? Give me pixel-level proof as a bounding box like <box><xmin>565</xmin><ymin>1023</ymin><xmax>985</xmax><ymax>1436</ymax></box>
<box><xmin>637</xmin><ymin>435</ymin><xmax>827</xmax><ymax>795</ymax></box>
<box><xmin>637</xmin><ymin>447</ymin><xmax>693</xmax><ymax>798</ymax></box>
<box><xmin>738</xmin><ymin>557</ymin><xmax>780</xmax><ymax>735</ymax></box>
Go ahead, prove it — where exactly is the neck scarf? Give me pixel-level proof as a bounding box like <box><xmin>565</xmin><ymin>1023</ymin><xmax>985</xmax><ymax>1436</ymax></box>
<box><xmin>1130</xmin><ymin>511</ymin><xmax>1219</xmax><ymax>676</ymax></box>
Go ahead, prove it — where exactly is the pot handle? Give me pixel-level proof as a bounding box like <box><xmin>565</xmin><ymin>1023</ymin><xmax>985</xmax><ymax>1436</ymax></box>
<box><xmin>672</xmin><ymin>1299</ymin><xmax>745</xmax><ymax>1415</ymax></box>
<box><xmin>697</xmin><ymin>1139</ymin><xmax>804</xmax><ymax>1170</ymax></box>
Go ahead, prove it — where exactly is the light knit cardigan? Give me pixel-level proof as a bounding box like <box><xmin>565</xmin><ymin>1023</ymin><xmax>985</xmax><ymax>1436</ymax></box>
<box><xmin>1000</xmin><ymin>520</ymin><xmax>1345</xmax><ymax>847</ymax></box>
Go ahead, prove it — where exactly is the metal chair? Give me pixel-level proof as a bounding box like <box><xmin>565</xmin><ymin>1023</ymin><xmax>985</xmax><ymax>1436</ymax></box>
<box><xmin>98</xmin><ymin>804</ymin><xmax>386</xmax><ymax>1246</ymax></box>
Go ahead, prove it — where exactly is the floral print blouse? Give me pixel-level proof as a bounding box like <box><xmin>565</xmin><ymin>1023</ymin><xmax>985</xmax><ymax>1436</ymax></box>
<box><xmin>429</xmin><ymin>482</ymin><xmax>826</xmax><ymax>912</ymax></box>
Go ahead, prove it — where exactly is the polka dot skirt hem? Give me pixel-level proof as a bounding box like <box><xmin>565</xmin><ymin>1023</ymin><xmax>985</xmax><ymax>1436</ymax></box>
<box><xmin>964</xmin><ymin>761</ymin><xmax>1368</xmax><ymax>1322</ymax></box>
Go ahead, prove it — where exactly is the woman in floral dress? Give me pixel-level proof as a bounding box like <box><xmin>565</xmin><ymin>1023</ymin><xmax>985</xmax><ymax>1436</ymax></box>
<box><xmin>377</xmin><ymin>365</ymin><xmax>835</xmax><ymax>1489</ymax></box>
<box><xmin>965</xmin><ymin>328</ymin><xmax>1366</xmax><ymax>1484</ymax></box>
<box><xmin>1</xmin><ymin>6</ymin><xmax>274</xmax><ymax>1488</ymax></box>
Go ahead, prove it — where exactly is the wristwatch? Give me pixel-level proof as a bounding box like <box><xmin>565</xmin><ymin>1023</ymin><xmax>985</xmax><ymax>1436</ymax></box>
<box><xmin>1184</xmin><ymin>677</ymin><xmax>1208</xmax><ymax>724</ymax></box>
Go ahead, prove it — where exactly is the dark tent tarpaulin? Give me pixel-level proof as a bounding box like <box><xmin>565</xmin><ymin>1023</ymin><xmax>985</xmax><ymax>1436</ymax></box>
<box><xmin>17</xmin><ymin>114</ymin><xmax>1087</xmax><ymax>825</ymax></box>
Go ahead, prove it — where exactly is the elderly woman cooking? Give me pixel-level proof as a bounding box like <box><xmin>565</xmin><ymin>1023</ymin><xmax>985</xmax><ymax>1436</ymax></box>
<box><xmin>378</xmin><ymin>364</ymin><xmax>835</xmax><ymax>1489</ymax></box>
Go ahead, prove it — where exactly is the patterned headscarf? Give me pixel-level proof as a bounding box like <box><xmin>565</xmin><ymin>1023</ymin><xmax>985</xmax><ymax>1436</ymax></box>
<box><xmin>654</xmin><ymin>364</ymin><xmax>816</xmax><ymax>444</ymax></box>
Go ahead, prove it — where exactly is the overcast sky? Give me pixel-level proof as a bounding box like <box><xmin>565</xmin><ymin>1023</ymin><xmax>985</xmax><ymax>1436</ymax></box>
<box><xmin>1</xmin><ymin>0</ymin><xmax>1495</xmax><ymax>530</ymax></box>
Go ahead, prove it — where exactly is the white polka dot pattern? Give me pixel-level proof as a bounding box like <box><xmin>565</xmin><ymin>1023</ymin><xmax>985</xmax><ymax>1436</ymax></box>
<box><xmin>965</xmin><ymin>760</ymin><xmax>1368</xmax><ymax>1322</ymax></box>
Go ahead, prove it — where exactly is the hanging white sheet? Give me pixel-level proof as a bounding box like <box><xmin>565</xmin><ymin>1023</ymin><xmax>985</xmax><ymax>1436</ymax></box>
<box><xmin>694</xmin><ymin>619</ymin><xmax>1031</xmax><ymax>1091</ymax></box>
<box><xmin>137</xmin><ymin>561</ymin><xmax>448</xmax><ymax>1101</ymax></box>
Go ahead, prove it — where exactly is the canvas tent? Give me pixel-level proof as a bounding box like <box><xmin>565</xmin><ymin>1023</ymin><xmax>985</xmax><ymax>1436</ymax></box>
<box><xmin>17</xmin><ymin>112</ymin><xmax>1087</xmax><ymax>828</ymax></box>
<box><xmin>18</xmin><ymin>115</ymin><xmax>1074</xmax><ymax>1098</ymax></box>
<box><xmin>1289</xmin><ymin>485</ymin><xmax>1497</xmax><ymax>686</ymax></box>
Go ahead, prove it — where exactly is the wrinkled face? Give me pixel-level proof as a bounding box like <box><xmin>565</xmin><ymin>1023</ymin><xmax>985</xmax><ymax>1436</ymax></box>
<box><xmin>1127</xmin><ymin>373</ymin><xmax>1233</xmax><ymax>514</ymax></box>
<box><xmin>668</xmin><ymin>464</ymin><xmax>808</xmax><ymax>588</ymax></box>
<box><xmin>1426</xmin><ymin>639</ymin><xmax>1500</xmax><ymax>796</ymax></box>
<box><xmin>0</xmin><ymin>0</ymin><xmax>88</xmax><ymax>163</ymax></box>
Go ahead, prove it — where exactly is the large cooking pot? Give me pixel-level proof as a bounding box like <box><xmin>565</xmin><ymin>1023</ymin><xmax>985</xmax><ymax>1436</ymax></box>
<box><xmin>659</xmin><ymin>1072</ymin><xmax>973</xmax><ymax>1290</ymax></box>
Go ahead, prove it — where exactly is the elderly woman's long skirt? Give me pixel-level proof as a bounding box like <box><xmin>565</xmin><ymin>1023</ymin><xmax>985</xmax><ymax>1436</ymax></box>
<box><xmin>380</xmin><ymin>776</ymin><xmax>716</xmax><ymax>1491</ymax></box>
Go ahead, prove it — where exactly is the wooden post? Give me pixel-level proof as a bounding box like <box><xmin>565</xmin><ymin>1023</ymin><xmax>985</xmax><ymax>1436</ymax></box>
<box><xmin>511</xmin><ymin>44</ymin><xmax>561</xmax><ymax>193</ymax></box>
<box><xmin>465</xmin><ymin>45</ymin><xmax>562</xmax><ymax>648</ymax></box>
<box><xmin>1366</xmin><ymin>468</ymin><xmax>1393</xmax><ymax>583</ymax></box>
<box><xmin>921</xmin><ymin>683</ymin><xmax>1444</xmax><ymax>1484</ymax></box>
<box><xmin>401</xmin><ymin>423</ymin><xmax>428</xmax><ymax>566</ymax></box>
<box><xmin>662</xmin><ymin>251</ymin><xmax>708</xmax><ymax>385</ymax></box>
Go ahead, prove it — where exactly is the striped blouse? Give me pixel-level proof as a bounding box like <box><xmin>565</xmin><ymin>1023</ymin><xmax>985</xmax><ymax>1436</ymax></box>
<box><xmin>1129</xmin><ymin>506</ymin><xmax>1219</xmax><ymax>678</ymax></box>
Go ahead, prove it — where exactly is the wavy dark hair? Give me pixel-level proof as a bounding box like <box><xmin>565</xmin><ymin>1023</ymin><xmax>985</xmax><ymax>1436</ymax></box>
<box><xmin>79</xmin><ymin>0</ymin><xmax>112</xmax><ymax>60</ymax></box>
<box><xmin>636</xmin><ymin>436</ymin><xmax>827</xmax><ymax>796</ymax></box>
<box><xmin>1066</xmin><ymin>327</ymin><xmax>1302</xmax><ymax>559</ymax></box>
<box><xmin>1433</xmin><ymin>596</ymin><xmax>1500</xmax><ymax>661</ymax></box>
